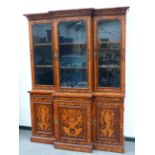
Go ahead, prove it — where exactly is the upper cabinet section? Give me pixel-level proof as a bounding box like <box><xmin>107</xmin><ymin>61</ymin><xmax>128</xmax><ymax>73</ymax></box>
<box><xmin>25</xmin><ymin>7</ymin><xmax>128</xmax><ymax>92</ymax></box>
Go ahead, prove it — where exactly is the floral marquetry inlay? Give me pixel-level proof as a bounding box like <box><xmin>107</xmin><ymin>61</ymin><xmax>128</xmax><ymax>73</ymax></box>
<box><xmin>35</xmin><ymin>104</ymin><xmax>52</xmax><ymax>132</ymax></box>
<box><xmin>99</xmin><ymin>109</ymin><xmax>115</xmax><ymax>138</ymax></box>
<box><xmin>60</xmin><ymin>108</ymin><xmax>84</xmax><ymax>138</ymax></box>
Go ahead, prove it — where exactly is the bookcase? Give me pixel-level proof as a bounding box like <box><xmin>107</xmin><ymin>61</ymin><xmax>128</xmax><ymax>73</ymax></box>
<box><xmin>25</xmin><ymin>7</ymin><xmax>129</xmax><ymax>153</ymax></box>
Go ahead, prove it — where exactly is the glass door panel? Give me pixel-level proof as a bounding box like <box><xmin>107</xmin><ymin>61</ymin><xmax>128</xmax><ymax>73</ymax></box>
<box><xmin>32</xmin><ymin>23</ymin><xmax>54</xmax><ymax>85</ymax></box>
<box><xmin>58</xmin><ymin>21</ymin><xmax>88</xmax><ymax>88</ymax></box>
<box><xmin>97</xmin><ymin>20</ymin><xmax>121</xmax><ymax>87</ymax></box>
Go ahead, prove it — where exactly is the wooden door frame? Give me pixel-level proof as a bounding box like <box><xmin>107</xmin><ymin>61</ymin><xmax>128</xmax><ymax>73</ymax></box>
<box><xmin>29</xmin><ymin>19</ymin><xmax>56</xmax><ymax>90</ymax></box>
<box><xmin>93</xmin><ymin>15</ymin><xmax>126</xmax><ymax>93</ymax></box>
<box><xmin>54</xmin><ymin>16</ymin><xmax>93</xmax><ymax>93</ymax></box>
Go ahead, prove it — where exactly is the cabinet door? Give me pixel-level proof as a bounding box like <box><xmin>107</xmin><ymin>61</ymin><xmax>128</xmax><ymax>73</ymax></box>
<box><xmin>30</xmin><ymin>21</ymin><xmax>54</xmax><ymax>89</ymax></box>
<box><xmin>94</xmin><ymin>16</ymin><xmax>125</xmax><ymax>92</ymax></box>
<box><xmin>54</xmin><ymin>100</ymin><xmax>92</xmax><ymax>145</ymax></box>
<box><xmin>54</xmin><ymin>17</ymin><xmax>92</xmax><ymax>92</ymax></box>
<box><xmin>93</xmin><ymin>99</ymin><xmax>124</xmax><ymax>146</ymax></box>
<box><xmin>31</xmin><ymin>94</ymin><xmax>54</xmax><ymax>138</ymax></box>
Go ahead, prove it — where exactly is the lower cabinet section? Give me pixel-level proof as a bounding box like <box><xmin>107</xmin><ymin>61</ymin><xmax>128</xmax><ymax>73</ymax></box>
<box><xmin>93</xmin><ymin>98</ymin><xmax>124</xmax><ymax>153</ymax></box>
<box><xmin>53</xmin><ymin>98</ymin><xmax>93</xmax><ymax>152</ymax></box>
<box><xmin>29</xmin><ymin>92</ymin><xmax>124</xmax><ymax>153</ymax></box>
<box><xmin>30</xmin><ymin>93</ymin><xmax>55</xmax><ymax>144</ymax></box>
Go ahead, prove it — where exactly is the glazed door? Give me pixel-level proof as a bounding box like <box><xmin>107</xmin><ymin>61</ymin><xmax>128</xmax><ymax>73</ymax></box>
<box><xmin>54</xmin><ymin>17</ymin><xmax>92</xmax><ymax>92</ymax></box>
<box><xmin>94</xmin><ymin>16</ymin><xmax>125</xmax><ymax>92</ymax></box>
<box><xmin>30</xmin><ymin>21</ymin><xmax>55</xmax><ymax>89</ymax></box>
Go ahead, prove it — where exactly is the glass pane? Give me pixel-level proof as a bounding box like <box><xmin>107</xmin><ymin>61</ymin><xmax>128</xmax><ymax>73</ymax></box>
<box><xmin>35</xmin><ymin>68</ymin><xmax>53</xmax><ymax>85</ymax></box>
<box><xmin>58</xmin><ymin>21</ymin><xmax>88</xmax><ymax>88</ymax></box>
<box><xmin>32</xmin><ymin>24</ymin><xmax>53</xmax><ymax>85</ymax></box>
<box><xmin>98</xmin><ymin>20</ymin><xmax>121</xmax><ymax>87</ymax></box>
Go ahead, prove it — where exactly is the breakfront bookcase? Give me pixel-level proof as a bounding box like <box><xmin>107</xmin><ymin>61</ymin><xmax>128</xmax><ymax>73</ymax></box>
<box><xmin>25</xmin><ymin>7</ymin><xmax>129</xmax><ymax>153</ymax></box>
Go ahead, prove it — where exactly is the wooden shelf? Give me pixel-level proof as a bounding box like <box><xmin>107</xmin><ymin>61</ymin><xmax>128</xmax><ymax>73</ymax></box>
<box><xmin>98</xmin><ymin>49</ymin><xmax>120</xmax><ymax>51</ymax></box>
<box><xmin>59</xmin><ymin>42</ymin><xmax>86</xmax><ymax>45</ymax></box>
<box><xmin>98</xmin><ymin>42</ymin><xmax>120</xmax><ymax>44</ymax></box>
<box><xmin>35</xmin><ymin>65</ymin><xmax>53</xmax><ymax>68</ymax></box>
<box><xmin>34</xmin><ymin>43</ymin><xmax>52</xmax><ymax>46</ymax></box>
<box><xmin>61</xmin><ymin>55</ymin><xmax>86</xmax><ymax>58</ymax></box>
<box><xmin>61</xmin><ymin>81</ymin><xmax>87</xmax><ymax>87</ymax></box>
<box><xmin>61</xmin><ymin>66</ymin><xmax>86</xmax><ymax>69</ymax></box>
<box><xmin>99</xmin><ymin>65</ymin><xmax>120</xmax><ymax>68</ymax></box>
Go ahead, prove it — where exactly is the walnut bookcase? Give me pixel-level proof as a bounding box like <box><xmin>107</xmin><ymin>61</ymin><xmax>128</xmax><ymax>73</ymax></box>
<box><xmin>25</xmin><ymin>7</ymin><xmax>129</xmax><ymax>153</ymax></box>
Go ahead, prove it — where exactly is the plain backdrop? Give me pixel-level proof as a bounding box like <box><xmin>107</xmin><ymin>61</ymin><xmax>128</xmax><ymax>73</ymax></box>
<box><xmin>0</xmin><ymin>0</ymin><xmax>155</xmax><ymax>155</ymax></box>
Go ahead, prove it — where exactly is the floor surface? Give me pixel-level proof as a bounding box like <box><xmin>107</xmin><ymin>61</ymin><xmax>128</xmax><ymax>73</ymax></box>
<box><xmin>19</xmin><ymin>129</ymin><xmax>135</xmax><ymax>155</ymax></box>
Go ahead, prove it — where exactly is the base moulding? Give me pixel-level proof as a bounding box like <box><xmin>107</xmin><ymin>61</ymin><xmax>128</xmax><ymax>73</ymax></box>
<box><xmin>54</xmin><ymin>142</ymin><xmax>93</xmax><ymax>153</ymax></box>
<box><xmin>31</xmin><ymin>136</ymin><xmax>55</xmax><ymax>144</ymax></box>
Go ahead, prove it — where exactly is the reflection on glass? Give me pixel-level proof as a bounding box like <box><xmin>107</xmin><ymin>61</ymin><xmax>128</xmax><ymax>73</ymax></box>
<box><xmin>98</xmin><ymin>20</ymin><xmax>121</xmax><ymax>87</ymax></box>
<box><xmin>35</xmin><ymin>68</ymin><xmax>53</xmax><ymax>85</ymax></box>
<box><xmin>58</xmin><ymin>21</ymin><xmax>87</xmax><ymax>88</ymax></box>
<box><xmin>32</xmin><ymin>24</ymin><xmax>53</xmax><ymax>85</ymax></box>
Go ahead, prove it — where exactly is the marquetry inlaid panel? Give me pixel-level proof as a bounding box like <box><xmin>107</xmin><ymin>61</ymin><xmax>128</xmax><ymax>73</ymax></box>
<box><xmin>97</xmin><ymin>107</ymin><xmax>119</xmax><ymax>139</ymax></box>
<box><xmin>54</xmin><ymin>100</ymin><xmax>92</xmax><ymax>144</ymax></box>
<box><xmin>35</xmin><ymin>104</ymin><xmax>52</xmax><ymax>133</ymax></box>
<box><xmin>31</xmin><ymin>94</ymin><xmax>53</xmax><ymax>137</ymax></box>
<box><xmin>93</xmin><ymin>100</ymin><xmax>123</xmax><ymax>145</ymax></box>
<box><xmin>60</xmin><ymin>108</ymin><xmax>85</xmax><ymax>139</ymax></box>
